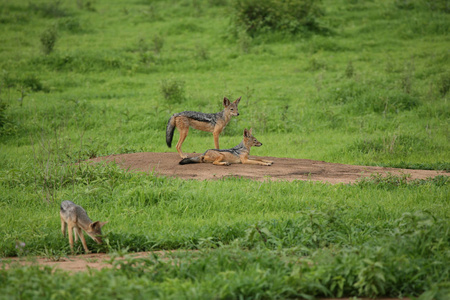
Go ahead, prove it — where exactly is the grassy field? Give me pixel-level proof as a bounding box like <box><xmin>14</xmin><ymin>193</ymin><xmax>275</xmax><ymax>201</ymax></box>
<box><xmin>0</xmin><ymin>0</ymin><xmax>449</xmax><ymax>299</ymax></box>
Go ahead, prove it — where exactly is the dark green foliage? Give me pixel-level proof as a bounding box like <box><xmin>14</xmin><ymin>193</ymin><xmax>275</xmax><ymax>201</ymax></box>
<box><xmin>0</xmin><ymin>4</ymin><xmax>30</xmax><ymax>24</ymax></box>
<box><xmin>231</xmin><ymin>0</ymin><xmax>325</xmax><ymax>37</ymax></box>
<box><xmin>40</xmin><ymin>26</ymin><xmax>58</xmax><ymax>55</ymax></box>
<box><xmin>160</xmin><ymin>78</ymin><xmax>186</xmax><ymax>103</ymax></box>
<box><xmin>21</xmin><ymin>74</ymin><xmax>47</xmax><ymax>92</ymax></box>
<box><xmin>345</xmin><ymin>60</ymin><xmax>354</xmax><ymax>78</ymax></box>
<box><xmin>0</xmin><ymin>72</ymin><xmax>47</xmax><ymax>93</ymax></box>
<box><xmin>57</xmin><ymin>17</ymin><xmax>84</xmax><ymax>33</ymax></box>
<box><xmin>29</xmin><ymin>1</ymin><xmax>70</xmax><ymax>18</ymax></box>
<box><xmin>152</xmin><ymin>34</ymin><xmax>165</xmax><ymax>54</ymax></box>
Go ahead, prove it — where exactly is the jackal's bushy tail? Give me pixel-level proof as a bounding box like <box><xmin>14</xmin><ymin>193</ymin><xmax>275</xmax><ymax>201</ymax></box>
<box><xmin>166</xmin><ymin>115</ymin><xmax>176</xmax><ymax>148</ymax></box>
<box><xmin>179</xmin><ymin>156</ymin><xmax>202</xmax><ymax>165</ymax></box>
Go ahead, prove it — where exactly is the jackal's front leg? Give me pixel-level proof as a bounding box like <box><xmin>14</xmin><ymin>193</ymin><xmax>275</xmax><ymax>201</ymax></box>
<box><xmin>67</xmin><ymin>224</ymin><xmax>75</xmax><ymax>253</ymax></box>
<box><xmin>241</xmin><ymin>158</ymin><xmax>272</xmax><ymax>166</ymax></box>
<box><xmin>76</xmin><ymin>227</ymin><xmax>91</xmax><ymax>253</ymax></box>
<box><xmin>213</xmin><ymin>129</ymin><xmax>221</xmax><ymax>149</ymax></box>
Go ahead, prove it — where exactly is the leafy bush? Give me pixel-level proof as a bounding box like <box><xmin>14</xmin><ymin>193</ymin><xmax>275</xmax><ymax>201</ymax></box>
<box><xmin>0</xmin><ymin>72</ymin><xmax>47</xmax><ymax>92</ymax></box>
<box><xmin>152</xmin><ymin>34</ymin><xmax>165</xmax><ymax>54</ymax></box>
<box><xmin>21</xmin><ymin>74</ymin><xmax>47</xmax><ymax>92</ymax></box>
<box><xmin>57</xmin><ymin>17</ymin><xmax>84</xmax><ymax>33</ymax></box>
<box><xmin>160</xmin><ymin>78</ymin><xmax>186</xmax><ymax>103</ymax></box>
<box><xmin>40</xmin><ymin>26</ymin><xmax>58</xmax><ymax>55</ymax></box>
<box><xmin>29</xmin><ymin>1</ymin><xmax>70</xmax><ymax>18</ymax></box>
<box><xmin>231</xmin><ymin>0</ymin><xmax>325</xmax><ymax>37</ymax></box>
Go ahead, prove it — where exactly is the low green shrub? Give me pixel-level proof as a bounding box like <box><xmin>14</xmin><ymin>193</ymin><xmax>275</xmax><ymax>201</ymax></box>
<box><xmin>40</xmin><ymin>26</ymin><xmax>58</xmax><ymax>55</ymax></box>
<box><xmin>231</xmin><ymin>0</ymin><xmax>325</xmax><ymax>37</ymax></box>
<box><xmin>160</xmin><ymin>78</ymin><xmax>186</xmax><ymax>104</ymax></box>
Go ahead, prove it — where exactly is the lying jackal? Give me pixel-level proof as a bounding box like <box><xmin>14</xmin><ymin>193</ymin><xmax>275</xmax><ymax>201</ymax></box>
<box><xmin>179</xmin><ymin>128</ymin><xmax>273</xmax><ymax>166</ymax></box>
<box><xmin>60</xmin><ymin>200</ymin><xmax>107</xmax><ymax>253</ymax></box>
<box><xmin>166</xmin><ymin>97</ymin><xmax>241</xmax><ymax>158</ymax></box>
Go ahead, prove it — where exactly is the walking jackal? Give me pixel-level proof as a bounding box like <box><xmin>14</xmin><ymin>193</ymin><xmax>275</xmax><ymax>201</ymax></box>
<box><xmin>60</xmin><ymin>200</ymin><xmax>107</xmax><ymax>253</ymax></box>
<box><xmin>166</xmin><ymin>97</ymin><xmax>241</xmax><ymax>158</ymax></box>
<box><xmin>179</xmin><ymin>128</ymin><xmax>273</xmax><ymax>166</ymax></box>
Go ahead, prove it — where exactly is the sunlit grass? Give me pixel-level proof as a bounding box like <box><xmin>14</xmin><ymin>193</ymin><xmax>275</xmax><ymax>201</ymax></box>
<box><xmin>0</xmin><ymin>0</ymin><xmax>449</xmax><ymax>298</ymax></box>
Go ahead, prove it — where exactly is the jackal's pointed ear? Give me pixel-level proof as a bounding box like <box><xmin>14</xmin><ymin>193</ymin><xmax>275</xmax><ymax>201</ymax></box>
<box><xmin>244</xmin><ymin>128</ymin><xmax>250</xmax><ymax>137</ymax></box>
<box><xmin>234</xmin><ymin>96</ymin><xmax>241</xmax><ymax>105</ymax></box>
<box><xmin>91</xmin><ymin>221</ymin><xmax>107</xmax><ymax>230</ymax></box>
<box><xmin>249</xmin><ymin>128</ymin><xmax>253</xmax><ymax>135</ymax></box>
<box><xmin>223</xmin><ymin>97</ymin><xmax>231</xmax><ymax>107</ymax></box>
<box><xmin>90</xmin><ymin>221</ymin><xmax>99</xmax><ymax>230</ymax></box>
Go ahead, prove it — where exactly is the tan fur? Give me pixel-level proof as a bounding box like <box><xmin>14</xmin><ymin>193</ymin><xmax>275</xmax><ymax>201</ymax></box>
<box><xmin>169</xmin><ymin>97</ymin><xmax>240</xmax><ymax>158</ymax></box>
<box><xmin>60</xmin><ymin>201</ymin><xmax>107</xmax><ymax>254</ymax></box>
<box><xmin>179</xmin><ymin>128</ymin><xmax>274</xmax><ymax>166</ymax></box>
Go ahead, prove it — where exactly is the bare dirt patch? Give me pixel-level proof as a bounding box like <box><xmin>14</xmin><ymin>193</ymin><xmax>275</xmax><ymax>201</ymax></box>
<box><xmin>89</xmin><ymin>152</ymin><xmax>446</xmax><ymax>184</ymax></box>
<box><xmin>2</xmin><ymin>251</ymin><xmax>177</xmax><ymax>273</ymax></box>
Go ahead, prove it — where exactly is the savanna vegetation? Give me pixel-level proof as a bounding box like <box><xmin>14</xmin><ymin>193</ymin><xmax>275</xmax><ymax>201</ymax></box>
<box><xmin>0</xmin><ymin>0</ymin><xmax>449</xmax><ymax>299</ymax></box>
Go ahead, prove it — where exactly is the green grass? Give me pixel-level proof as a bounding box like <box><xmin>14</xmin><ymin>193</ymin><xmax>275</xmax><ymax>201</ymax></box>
<box><xmin>0</xmin><ymin>0</ymin><xmax>449</xmax><ymax>299</ymax></box>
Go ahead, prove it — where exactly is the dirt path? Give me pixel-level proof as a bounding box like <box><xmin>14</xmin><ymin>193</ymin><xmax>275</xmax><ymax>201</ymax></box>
<box><xmin>89</xmin><ymin>152</ymin><xmax>446</xmax><ymax>184</ymax></box>
<box><xmin>2</xmin><ymin>251</ymin><xmax>177</xmax><ymax>272</ymax></box>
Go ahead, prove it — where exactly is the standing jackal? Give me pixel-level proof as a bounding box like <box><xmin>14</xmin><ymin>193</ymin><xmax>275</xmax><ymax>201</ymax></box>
<box><xmin>60</xmin><ymin>200</ymin><xmax>107</xmax><ymax>254</ymax></box>
<box><xmin>166</xmin><ymin>97</ymin><xmax>241</xmax><ymax>158</ymax></box>
<box><xmin>179</xmin><ymin>128</ymin><xmax>273</xmax><ymax>166</ymax></box>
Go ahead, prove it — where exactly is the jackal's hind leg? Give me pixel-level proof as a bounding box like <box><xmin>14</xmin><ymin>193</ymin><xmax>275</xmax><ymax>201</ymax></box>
<box><xmin>73</xmin><ymin>228</ymin><xmax>79</xmax><ymax>242</ymax></box>
<box><xmin>176</xmin><ymin>127</ymin><xmax>189</xmax><ymax>158</ymax></box>
<box><xmin>212</xmin><ymin>154</ymin><xmax>230</xmax><ymax>166</ymax></box>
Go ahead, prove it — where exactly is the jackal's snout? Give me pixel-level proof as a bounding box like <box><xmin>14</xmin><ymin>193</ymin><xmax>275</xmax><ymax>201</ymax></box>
<box><xmin>93</xmin><ymin>235</ymin><xmax>103</xmax><ymax>244</ymax></box>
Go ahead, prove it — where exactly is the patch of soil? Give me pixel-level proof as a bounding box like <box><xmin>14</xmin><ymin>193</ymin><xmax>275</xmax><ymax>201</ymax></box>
<box><xmin>2</xmin><ymin>251</ymin><xmax>177</xmax><ymax>273</ymax></box>
<box><xmin>88</xmin><ymin>152</ymin><xmax>447</xmax><ymax>184</ymax></box>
